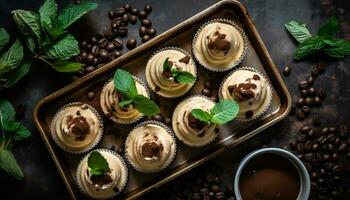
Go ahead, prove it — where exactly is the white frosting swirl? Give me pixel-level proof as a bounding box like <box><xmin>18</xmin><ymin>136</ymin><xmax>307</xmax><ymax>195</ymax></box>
<box><xmin>221</xmin><ymin>70</ymin><xmax>271</xmax><ymax>119</ymax></box>
<box><xmin>126</xmin><ymin>123</ymin><xmax>176</xmax><ymax>172</ymax></box>
<box><xmin>100</xmin><ymin>78</ymin><xmax>148</xmax><ymax>124</ymax></box>
<box><xmin>145</xmin><ymin>49</ymin><xmax>196</xmax><ymax>98</ymax></box>
<box><xmin>51</xmin><ymin>103</ymin><xmax>101</xmax><ymax>152</ymax></box>
<box><xmin>76</xmin><ymin>150</ymin><xmax>127</xmax><ymax>199</ymax></box>
<box><xmin>194</xmin><ymin>22</ymin><xmax>245</xmax><ymax>70</ymax></box>
<box><xmin>172</xmin><ymin>96</ymin><xmax>217</xmax><ymax>146</ymax></box>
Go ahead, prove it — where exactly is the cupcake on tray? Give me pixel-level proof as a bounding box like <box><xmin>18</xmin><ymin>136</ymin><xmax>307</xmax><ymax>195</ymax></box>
<box><xmin>76</xmin><ymin>149</ymin><xmax>128</xmax><ymax>199</ymax></box>
<box><xmin>219</xmin><ymin>67</ymin><xmax>272</xmax><ymax>120</ymax></box>
<box><xmin>100</xmin><ymin>69</ymin><xmax>160</xmax><ymax>124</ymax></box>
<box><xmin>192</xmin><ymin>19</ymin><xmax>248</xmax><ymax>72</ymax></box>
<box><xmin>125</xmin><ymin>121</ymin><xmax>177</xmax><ymax>173</ymax></box>
<box><xmin>51</xmin><ymin>102</ymin><xmax>103</xmax><ymax>154</ymax></box>
<box><xmin>145</xmin><ymin>47</ymin><xmax>197</xmax><ymax>98</ymax></box>
<box><xmin>172</xmin><ymin>96</ymin><xmax>239</xmax><ymax>147</ymax></box>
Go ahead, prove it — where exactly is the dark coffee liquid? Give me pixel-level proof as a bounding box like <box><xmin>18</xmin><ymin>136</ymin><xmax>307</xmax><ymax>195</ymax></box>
<box><xmin>239</xmin><ymin>154</ymin><xmax>300</xmax><ymax>200</ymax></box>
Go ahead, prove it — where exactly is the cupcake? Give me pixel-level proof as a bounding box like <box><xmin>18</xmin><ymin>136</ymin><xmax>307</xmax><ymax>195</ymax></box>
<box><xmin>193</xmin><ymin>19</ymin><xmax>247</xmax><ymax>72</ymax></box>
<box><xmin>220</xmin><ymin>68</ymin><xmax>272</xmax><ymax>120</ymax></box>
<box><xmin>100</xmin><ymin>69</ymin><xmax>159</xmax><ymax>124</ymax></box>
<box><xmin>76</xmin><ymin>149</ymin><xmax>128</xmax><ymax>199</ymax></box>
<box><xmin>125</xmin><ymin>121</ymin><xmax>177</xmax><ymax>173</ymax></box>
<box><xmin>172</xmin><ymin>96</ymin><xmax>217</xmax><ymax>147</ymax></box>
<box><xmin>51</xmin><ymin>102</ymin><xmax>103</xmax><ymax>154</ymax></box>
<box><xmin>145</xmin><ymin>47</ymin><xmax>197</xmax><ymax>98</ymax></box>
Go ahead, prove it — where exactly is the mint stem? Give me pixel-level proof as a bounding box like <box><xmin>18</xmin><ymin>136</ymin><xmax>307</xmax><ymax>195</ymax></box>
<box><xmin>37</xmin><ymin>56</ymin><xmax>55</xmax><ymax>69</ymax></box>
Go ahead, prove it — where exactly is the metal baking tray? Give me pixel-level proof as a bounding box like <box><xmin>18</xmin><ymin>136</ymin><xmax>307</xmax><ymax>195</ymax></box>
<box><xmin>33</xmin><ymin>0</ymin><xmax>291</xmax><ymax>199</ymax></box>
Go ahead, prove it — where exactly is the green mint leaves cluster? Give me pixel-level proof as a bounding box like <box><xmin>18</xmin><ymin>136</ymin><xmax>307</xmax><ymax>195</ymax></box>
<box><xmin>9</xmin><ymin>0</ymin><xmax>97</xmax><ymax>75</ymax></box>
<box><xmin>163</xmin><ymin>58</ymin><xmax>196</xmax><ymax>84</ymax></box>
<box><xmin>0</xmin><ymin>28</ymin><xmax>30</xmax><ymax>89</ymax></box>
<box><xmin>285</xmin><ymin>17</ymin><xmax>350</xmax><ymax>60</ymax></box>
<box><xmin>114</xmin><ymin>69</ymin><xmax>160</xmax><ymax>116</ymax></box>
<box><xmin>87</xmin><ymin>151</ymin><xmax>110</xmax><ymax>176</ymax></box>
<box><xmin>191</xmin><ymin>99</ymin><xmax>239</xmax><ymax>125</ymax></box>
<box><xmin>0</xmin><ymin>99</ymin><xmax>31</xmax><ymax>179</ymax></box>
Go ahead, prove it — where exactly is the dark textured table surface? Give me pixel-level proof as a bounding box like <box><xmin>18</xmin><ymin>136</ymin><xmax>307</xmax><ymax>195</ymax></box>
<box><xmin>1</xmin><ymin>0</ymin><xmax>350</xmax><ymax>199</ymax></box>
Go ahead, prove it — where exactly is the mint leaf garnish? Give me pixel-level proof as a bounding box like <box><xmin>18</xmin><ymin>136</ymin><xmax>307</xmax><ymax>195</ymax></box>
<box><xmin>88</xmin><ymin>151</ymin><xmax>109</xmax><ymax>176</ymax></box>
<box><xmin>44</xmin><ymin>33</ymin><xmax>79</xmax><ymax>60</ymax></box>
<box><xmin>0</xmin><ymin>28</ymin><xmax>9</xmax><ymax>52</ymax></box>
<box><xmin>12</xmin><ymin>10</ymin><xmax>42</xmax><ymax>42</ymax></box>
<box><xmin>285</xmin><ymin>20</ymin><xmax>312</xmax><ymax>43</ymax></box>
<box><xmin>113</xmin><ymin>69</ymin><xmax>160</xmax><ymax>116</ymax></box>
<box><xmin>39</xmin><ymin>0</ymin><xmax>57</xmax><ymax>30</ymax></box>
<box><xmin>163</xmin><ymin>57</ymin><xmax>171</xmax><ymax>71</ymax></box>
<box><xmin>0</xmin><ymin>39</ymin><xmax>24</xmax><ymax>71</ymax></box>
<box><xmin>0</xmin><ymin>99</ymin><xmax>31</xmax><ymax>180</ymax></box>
<box><xmin>162</xmin><ymin>58</ymin><xmax>195</xmax><ymax>84</ymax></box>
<box><xmin>191</xmin><ymin>99</ymin><xmax>239</xmax><ymax>125</ymax></box>
<box><xmin>286</xmin><ymin>17</ymin><xmax>350</xmax><ymax>60</ymax></box>
<box><xmin>51</xmin><ymin>60</ymin><xmax>84</xmax><ymax>72</ymax></box>
<box><xmin>132</xmin><ymin>95</ymin><xmax>160</xmax><ymax>116</ymax></box>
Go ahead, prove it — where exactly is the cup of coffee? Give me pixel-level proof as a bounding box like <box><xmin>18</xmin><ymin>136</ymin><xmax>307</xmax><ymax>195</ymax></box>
<box><xmin>234</xmin><ymin>148</ymin><xmax>310</xmax><ymax>200</ymax></box>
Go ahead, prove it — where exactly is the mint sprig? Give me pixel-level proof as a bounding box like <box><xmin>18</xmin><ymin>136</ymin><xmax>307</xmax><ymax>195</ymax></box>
<box><xmin>285</xmin><ymin>17</ymin><xmax>350</xmax><ymax>60</ymax></box>
<box><xmin>87</xmin><ymin>151</ymin><xmax>109</xmax><ymax>176</ymax></box>
<box><xmin>191</xmin><ymin>99</ymin><xmax>239</xmax><ymax>125</ymax></box>
<box><xmin>0</xmin><ymin>99</ymin><xmax>31</xmax><ymax>179</ymax></box>
<box><xmin>114</xmin><ymin>69</ymin><xmax>160</xmax><ymax>116</ymax></box>
<box><xmin>163</xmin><ymin>58</ymin><xmax>195</xmax><ymax>84</ymax></box>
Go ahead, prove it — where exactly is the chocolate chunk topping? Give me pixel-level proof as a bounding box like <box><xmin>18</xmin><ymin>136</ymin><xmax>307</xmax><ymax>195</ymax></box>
<box><xmin>67</xmin><ymin>116</ymin><xmax>90</xmax><ymax>140</ymax></box>
<box><xmin>141</xmin><ymin>140</ymin><xmax>163</xmax><ymax>159</ymax></box>
<box><xmin>208</xmin><ymin>32</ymin><xmax>231</xmax><ymax>54</ymax></box>
<box><xmin>162</xmin><ymin>69</ymin><xmax>173</xmax><ymax>79</ymax></box>
<box><xmin>90</xmin><ymin>174</ymin><xmax>113</xmax><ymax>187</ymax></box>
<box><xmin>245</xmin><ymin>111</ymin><xmax>254</xmax><ymax>118</ymax></box>
<box><xmin>188</xmin><ymin>112</ymin><xmax>207</xmax><ymax>132</ymax></box>
<box><xmin>253</xmin><ymin>74</ymin><xmax>260</xmax><ymax>80</ymax></box>
<box><xmin>179</xmin><ymin>55</ymin><xmax>190</xmax><ymax>64</ymax></box>
<box><xmin>230</xmin><ymin>82</ymin><xmax>257</xmax><ymax>101</ymax></box>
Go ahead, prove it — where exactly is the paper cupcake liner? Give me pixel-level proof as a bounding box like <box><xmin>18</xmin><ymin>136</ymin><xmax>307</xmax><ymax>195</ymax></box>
<box><xmin>75</xmin><ymin>149</ymin><xmax>129</xmax><ymax>199</ymax></box>
<box><xmin>218</xmin><ymin>66</ymin><xmax>273</xmax><ymax>121</ymax></box>
<box><xmin>100</xmin><ymin>76</ymin><xmax>150</xmax><ymax>125</ymax></box>
<box><xmin>172</xmin><ymin>95</ymin><xmax>219</xmax><ymax>148</ymax></box>
<box><xmin>145</xmin><ymin>46</ymin><xmax>198</xmax><ymax>98</ymax></box>
<box><xmin>192</xmin><ymin>18</ymin><xmax>248</xmax><ymax>72</ymax></box>
<box><xmin>125</xmin><ymin>120</ymin><xmax>177</xmax><ymax>173</ymax></box>
<box><xmin>50</xmin><ymin>102</ymin><xmax>104</xmax><ymax>154</ymax></box>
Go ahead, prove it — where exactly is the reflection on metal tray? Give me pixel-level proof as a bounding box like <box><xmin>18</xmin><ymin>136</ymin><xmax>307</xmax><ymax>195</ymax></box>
<box><xmin>33</xmin><ymin>0</ymin><xmax>291</xmax><ymax>199</ymax></box>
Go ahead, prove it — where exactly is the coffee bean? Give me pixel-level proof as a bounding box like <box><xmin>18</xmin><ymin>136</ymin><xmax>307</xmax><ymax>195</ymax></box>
<box><xmin>80</xmin><ymin>51</ymin><xmax>87</xmax><ymax>59</ymax></box>
<box><xmin>312</xmin><ymin>143</ymin><xmax>320</xmax><ymax>151</ymax></box>
<box><xmin>296</xmin><ymin>98</ymin><xmax>305</xmax><ymax>107</ymax></box>
<box><xmin>311</xmin><ymin>67</ymin><xmax>319</xmax><ymax>77</ymax></box>
<box><xmin>297</xmin><ymin>109</ymin><xmax>306</xmax><ymax>121</ymax></box>
<box><xmin>202</xmin><ymin>88</ymin><xmax>212</xmax><ymax>97</ymax></box>
<box><xmin>117</xmin><ymin>27</ymin><xmax>128</xmax><ymax>36</ymax></box>
<box><xmin>148</xmin><ymin>28</ymin><xmax>157</xmax><ymax>37</ymax></box>
<box><xmin>331</xmin><ymin>153</ymin><xmax>338</xmax><ymax>162</ymax></box>
<box><xmin>106</xmin><ymin>43</ymin><xmax>115</xmax><ymax>52</ymax></box>
<box><xmin>141</xmin><ymin>19</ymin><xmax>152</xmax><ymax>28</ymax></box>
<box><xmin>296</xmin><ymin>143</ymin><xmax>304</xmax><ymax>153</ymax></box>
<box><xmin>117</xmin><ymin>146</ymin><xmax>124</xmax><ymax>154</ymax></box>
<box><xmin>98</xmin><ymin>38</ymin><xmax>108</xmax><ymax>48</ymax></box>
<box><xmin>314</xmin><ymin>96</ymin><xmax>322</xmax><ymax>107</ymax></box>
<box><xmin>215</xmin><ymin>192</ymin><xmax>225</xmax><ymax>200</ymax></box>
<box><xmin>144</xmin><ymin>5</ymin><xmax>152</xmax><ymax>14</ymax></box>
<box><xmin>297</xmin><ymin>134</ymin><xmax>307</xmax><ymax>143</ymax></box>
<box><xmin>131</xmin><ymin>8</ymin><xmax>138</xmax><ymax>15</ymax></box>
<box><xmin>327</xmin><ymin>143</ymin><xmax>334</xmax><ymax>151</ymax></box>
<box><xmin>307</xmin><ymin>76</ymin><xmax>314</xmax><ymax>85</ymax></box>
<box><xmin>307</xmin><ymin>129</ymin><xmax>314</xmax><ymax>138</ymax></box>
<box><xmin>108</xmin><ymin>10</ymin><xmax>116</xmax><ymax>19</ymax></box>
<box><xmin>126</xmin><ymin>38</ymin><xmax>137</xmax><ymax>49</ymax></box>
<box><xmin>308</xmin><ymin>87</ymin><xmax>317</xmax><ymax>96</ymax></box>
<box><xmin>333</xmin><ymin>165</ymin><xmax>345</xmax><ymax>174</ymax></box>
<box><xmin>80</xmin><ymin>40</ymin><xmax>88</xmax><ymax>49</ymax></box>
<box><xmin>164</xmin><ymin>117</ymin><xmax>171</xmax><ymax>125</ymax></box>
<box><xmin>318</xmin><ymin>135</ymin><xmax>327</xmax><ymax>144</ymax></box>
<box><xmin>92</xmin><ymin>57</ymin><xmax>99</xmax><ymax>66</ymax></box>
<box><xmin>301</xmin><ymin>105</ymin><xmax>311</xmax><ymax>115</ymax></box>
<box><xmin>321</xmin><ymin>127</ymin><xmax>329</xmax><ymax>135</ymax></box>
<box><xmin>299</xmin><ymin>81</ymin><xmax>309</xmax><ymax>89</ymax></box>
<box><xmin>112</xmin><ymin>39</ymin><xmax>123</xmax><ymax>50</ymax></box>
<box><xmin>314</xmin><ymin>127</ymin><xmax>321</xmax><ymax>136</ymax></box>
<box><xmin>85</xmin><ymin>65</ymin><xmax>95</xmax><ymax>73</ymax></box>
<box><xmin>111</xmin><ymin>51</ymin><xmax>122</xmax><ymax>59</ymax></box>
<box><xmin>87</xmin><ymin>91</ymin><xmax>95</xmax><ymax>100</ymax></box>
<box><xmin>339</xmin><ymin>125</ymin><xmax>348</xmax><ymax>138</ymax></box>
<box><xmin>192</xmin><ymin>192</ymin><xmax>201</xmax><ymax>200</ymax></box>
<box><xmin>200</xmin><ymin>188</ymin><xmax>209</xmax><ymax>195</ymax></box>
<box><xmin>142</xmin><ymin>35</ymin><xmax>151</xmax><ymax>43</ymax></box>
<box><xmin>211</xmin><ymin>185</ymin><xmax>220</xmax><ymax>193</ymax></box>
<box><xmin>90</xmin><ymin>36</ymin><xmax>98</xmax><ymax>44</ymax></box>
<box><xmin>304</xmin><ymin>140</ymin><xmax>313</xmax><ymax>151</ymax></box>
<box><xmin>301</xmin><ymin>89</ymin><xmax>308</xmax><ymax>98</ymax></box>
<box><xmin>86</xmin><ymin>53</ymin><xmax>95</xmax><ymax>64</ymax></box>
<box><xmin>139</xmin><ymin>26</ymin><xmax>148</xmax><ymax>37</ymax></box>
<box><xmin>138</xmin><ymin>10</ymin><xmax>147</xmax><ymax>19</ymax></box>
<box><xmin>289</xmin><ymin>139</ymin><xmax>297</xmax><ymax>149</ymax></box>
<box><xmin>304</xmin><ymin>153</ymin><xmax>314</xmax><ymax>161</ymax></box>
<box><xmin>99</xmin><ymin>49</ymin><xmax>109</xmax><ymax>61</ymax></box>
<box><xmin>305</xmin><ymin>97</ymin><xmax>314</xmax><ymax>106</ymax></box>
<box><xmin>129</xmin><ymin>15</ymin><xmax>137</xmax><ymax>24</ymax></box>
<box><xmin>300</xmin><ymin>125</ymin><xmax>311</xmax><ymax>134</ymax></box>
<box><xmin>326</xmin><ymin>133</ymin><xmax>337</xmax><ymax>142</ymax></box>
<box><xmin>115</xmin><ymin>7</ymin><xmax>125</xmax><ymax>16</ymax></box>
<box><xmin>329</xmin><ymin>127</ymin><xmax>337</xmax><ymax>133</ymax></box>
<box><xmin>339</xmin><ymin>143</ymin><xmax>347</xmax><ymax>152</ymax></box>
<box><xmin>152</xmin><ymin>114</ymin><xmax>163</xmax><ymax>122</ymax></box>
<box><xmin>122</xmin><ymin>14</ymin><xmax>129</xmax><ymax>24</ymax></box>
<box><xmin>124</xmin><ymin>4</ymin><xmax>131</xmax><ymax>12</ymax></box>
<box><xmin>317</xmin><ymin>62</ymin><xmax>325</xmax><ymax>73</ymax></box>
<box><xmin>282</xmin><ymin>66</ymin><xmax>291</xmax><ymax>76</ymax></box>
<box><xmin>313</xmin><ymin>115</ymin><xmax>320</xmax><ymax>126</ymax></box>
